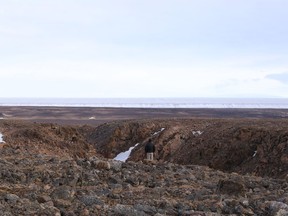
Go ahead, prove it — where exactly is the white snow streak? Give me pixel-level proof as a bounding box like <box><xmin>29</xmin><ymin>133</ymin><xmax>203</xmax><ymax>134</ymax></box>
<box><xmin>192</xmin><ymin>131</ymin><xmax>203</xmax><ymax>136</ymax></box>
<box><xmin>114</xmin><ymin>143</ymin><xmax>139</xmax><ymax>162</ymax></box>
<box><xmin>153</xmin><ymin>128</ymin><xmax>165</xmax><ymax>136</ymax></box>
<box><xmin>0</xmin><ymin>133</ymin><xmax>4</xmax><ymax>143</ymax></box>
<box><xmin>253</xmin><ymin>151</ymin><xmax>257</xmax><ymax>157</ymax></box>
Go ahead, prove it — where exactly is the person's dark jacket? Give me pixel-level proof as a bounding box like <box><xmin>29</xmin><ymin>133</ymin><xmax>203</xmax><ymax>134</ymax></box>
<box><xmin>145</xmin><ymin>141</ymin><xmax>155</xmax><ymax>153</ymax></box>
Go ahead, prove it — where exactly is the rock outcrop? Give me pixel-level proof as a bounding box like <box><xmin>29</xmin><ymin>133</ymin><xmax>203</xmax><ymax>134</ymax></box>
<box><xmin>0</xmin><ymin>142</ymin><xmax>287</xmax><ymax>215</ymax></box>
<box><xmin>0</xmin><ymin>119</ymin><xmax>287</xmax><ymax>215</ymax></box>
<box><xmin>88</xmin><ymin>119</ymin><xmax>288</xmax><ymax>179</ymax></box>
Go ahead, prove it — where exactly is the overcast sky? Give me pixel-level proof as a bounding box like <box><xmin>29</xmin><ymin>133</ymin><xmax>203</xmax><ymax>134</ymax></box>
<box><xmin>1</xmin><ymin>0</ymin><xmax>288</xmax><ymax>98</ymax></box>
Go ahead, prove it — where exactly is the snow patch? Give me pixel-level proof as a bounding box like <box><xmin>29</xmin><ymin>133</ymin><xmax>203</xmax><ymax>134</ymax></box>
<box><xmin>153</xmin><ymin>128</ymin><xmax>165</xmax><ymax>136</ymax></box>
<box><xmin>253</xmin><ymin>151</ymin><xmax>257</xmax><ymax>157</ymax></box>
<box><xmin>114</xmin><ymin>143</ymin><xmax>139</xmax><ymax>162</ymax></box>
<box><xmin>0</xmin><ymin>133</ymin><xmax>5</xmax><ymax>143</ymax></box>
<box><xmin>192</xmin><ymin>131</ymin><xmax>203</xmax><ymax>136</ymax></box>
<box><xmin>89</xmin><ymin>116</ymin><xmax>96</xmax><ymax>120</ymax></box>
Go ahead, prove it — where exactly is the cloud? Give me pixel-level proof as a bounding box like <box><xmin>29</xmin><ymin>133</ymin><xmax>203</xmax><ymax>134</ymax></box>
<box><xmin>1</xmin><ymin>1</ymin><xmax>288</xmax><ymax>98</ymax></box>
<box><xmin>265</xmin><ymin>72</ymin><xmax>288</xmax><ymax>84</ymax></box>
<box><xmin>212</xmin><ymin>75</ymin><xmax>288</xmax><ymax>98</ymax></box>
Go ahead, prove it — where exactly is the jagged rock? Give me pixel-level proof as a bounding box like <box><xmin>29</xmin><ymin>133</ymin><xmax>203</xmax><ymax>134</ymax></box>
<box><xmin>53</xmin><ymin>199</ymin><xmax>72</xmax><ymax>208</ymax></box>
<box><xmin>78</xmin><ymin>195</ymin><xmax>103</xmax><ymax>206</ymax></box>
<box><xmin>51</xmin><ymin>186</ymin><xmax>75</xmax><ymax>200</ymax></box>
<box><xmin>79</xmin><ymin>208</ymin><xmax>90</xmax><ymax>216</ymax></box>
<box><xmin>109</xmin><ymin>159</ymin><xmax>123</xmax><ymax>171</ymax></box>
<box><xmin>217</xmin><ymin>179</ymin><xmax>245</xmax><ymax>196</ymax></box>
<box><xmin>109</xmin><ymin>204</ymin><xmax>148</xmax><ymax>216</ymax></box>
<box><xmin>266</xmin><ymin>201</ymin><xmax>288</xmax><ymax>216</ymax></box>
<box><xmin>4</xmin><ymin>193</ymin><xmax>19</xmax><ymax>203</ymax></box>
<box><xmin>37</xmin><ymin>195</ymin><xmax>52</xmax><ymax>203</ymax></box>
<box><xmin>91</xmin><ymin>160</ymin><xmax>111</xmax><ymax>170</ymax></box>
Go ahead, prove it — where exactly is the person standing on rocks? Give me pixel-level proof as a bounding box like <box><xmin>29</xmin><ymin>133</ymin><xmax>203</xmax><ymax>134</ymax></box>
<box><xmin>145</xmin><ymin>138</ymin><xmax>155</xmax><ymax>160</ymax></box>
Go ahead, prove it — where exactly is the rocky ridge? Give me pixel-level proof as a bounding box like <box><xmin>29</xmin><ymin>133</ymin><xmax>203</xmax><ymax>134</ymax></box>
<box><xmin>88</xmin><ymin>118</ymin><xmax>288</xmax><ymax>179</ymax></box>
<box><xmin>0</xmin><ymin>119</ymin><xmax>288</xmax><ymax>215</ymax></box>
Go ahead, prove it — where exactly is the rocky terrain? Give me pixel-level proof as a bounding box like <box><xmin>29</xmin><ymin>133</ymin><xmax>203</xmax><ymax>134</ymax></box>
<box><xmin>91</xmin><ymin>118</ymin><xmax>288</xmax><ymax>179</ymax></box>
<box><xmin>0</xmin><ymin>108</ymin><xmax>288</xmax><ymax>215</ymax></box>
